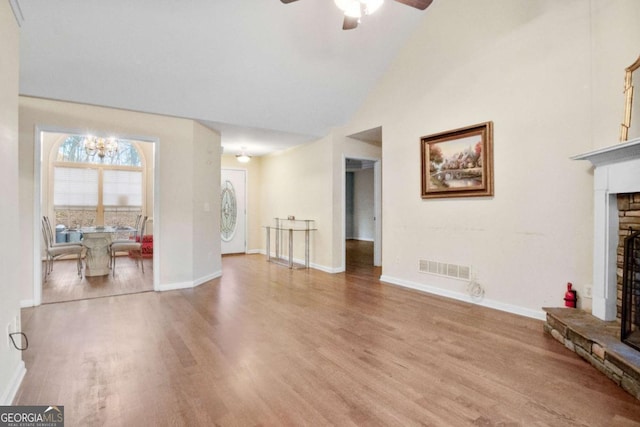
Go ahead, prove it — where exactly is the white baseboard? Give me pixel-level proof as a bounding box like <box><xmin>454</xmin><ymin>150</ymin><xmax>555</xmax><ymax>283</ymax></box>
<box><xmin>347</xmin><ymin>237</ymin><xmax>374</xmax><ymax>242</ymax></box>
<box><xmin>157</xmin><ymin>281</ymin><xmax>193</xmax><ymax>292</ymax></box>
<box><xmin>311</xmin><ymin>263</ymin><xmax>344</xmax><ymax>274</ymax></box>
<box><xmin>157</xmin><ymin>270</ymin><xmax>222</xmax><ymax>292</ymax></box>
<box><xmin>379</xmin><ymin>274</ymin><xmax>546</xmax><ymax>321</ymax></box>
<box><xmin>0</xmin><ymin>360</ymin><xmax>26</xmax><ymax>405</ymax></box>
<box><xmin>221</xmin><ymin>249</ymin><xmax>342</xmax><ymax>275</ymax></box>
<box><xmin>193</xmin><ymin>270</ymin><xmax>222</xmax><ymax>287</ymax></box>
<box><xmin>20</xmin><ymin>300</ymin><xmax>34</xmax><ymax>308</ymax></box>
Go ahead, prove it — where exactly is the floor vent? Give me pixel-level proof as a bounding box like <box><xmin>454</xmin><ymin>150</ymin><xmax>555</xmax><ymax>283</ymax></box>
<box><xmin>419</xmin><ymin>259</ymin><xmax>471</xmax><ymax>281</ymax></box>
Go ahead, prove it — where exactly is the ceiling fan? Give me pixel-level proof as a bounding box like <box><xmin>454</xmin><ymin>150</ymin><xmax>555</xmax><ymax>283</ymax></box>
<box><xmin>281</xmin><ymin>0</ymin><xmax>433</xmax><ymax>30</ymax></box>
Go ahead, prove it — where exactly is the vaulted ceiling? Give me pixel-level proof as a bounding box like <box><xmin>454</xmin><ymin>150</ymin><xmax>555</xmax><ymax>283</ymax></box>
<box><xmin>15</xmin><ymin>0</ymin><xmax>431</xmax><ymax>155</ymax></box>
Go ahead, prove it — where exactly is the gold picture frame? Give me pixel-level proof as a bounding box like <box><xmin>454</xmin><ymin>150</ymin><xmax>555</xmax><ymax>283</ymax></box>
<box><xmin>620</xmin><ymin>55</ymin><xmax>640</xmax><ymax>142</ymax></box>
<box><xmin>421</xmin><ymin>121</ymin><xmax>494</xmax><ymax>199</ymax></box>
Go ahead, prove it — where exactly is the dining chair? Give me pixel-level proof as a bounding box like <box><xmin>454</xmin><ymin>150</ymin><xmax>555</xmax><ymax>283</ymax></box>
<box><xmin>108</xmin><ymin>214</ymin><xmax>142</xmax><ymax>268</ymax></box>
<box><xmin>112</xmin><ymin>214</ymin><xmax>142</xmax><ymax>244</ymax></box>
<box><xmin>43</xmin><ymin>216</ymin><xmax>84</xmax><ymax>248</ymax></box>
<box><xmin>41</xmin><ymin>217</ymin><xmax>83</xmax><ymax>279</ymax></box>
<box><xmin>110</xmin><ymin>215</ymin><xmax>147</xmax><ymax>276</ymax></box>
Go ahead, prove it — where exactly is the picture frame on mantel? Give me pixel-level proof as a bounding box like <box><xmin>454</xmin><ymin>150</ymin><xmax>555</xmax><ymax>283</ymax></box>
<box><xmin>420</xmin><ymin>121</ymin><xmax>494</xmax><ymax>199</ymax></box>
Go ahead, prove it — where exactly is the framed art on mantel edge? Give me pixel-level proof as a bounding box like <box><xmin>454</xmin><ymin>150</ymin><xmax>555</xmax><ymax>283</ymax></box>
<box><xmin>420</xmin><ymin>121</ymin><xmax>494</xmax><ymax>199</ymax></box>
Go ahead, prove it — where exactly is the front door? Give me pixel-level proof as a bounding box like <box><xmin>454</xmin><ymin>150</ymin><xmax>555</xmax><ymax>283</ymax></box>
<box><xmin>221</xmin><ymin>169</ymin><xmax>246</xmax><ymax>254</ymax></box>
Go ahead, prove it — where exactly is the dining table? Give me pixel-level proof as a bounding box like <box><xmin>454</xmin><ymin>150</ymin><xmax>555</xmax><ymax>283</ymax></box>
<box><xmin>79</xmin><ymin>226</ymin><xmax>135</xmax><ymax>276</ymax></box>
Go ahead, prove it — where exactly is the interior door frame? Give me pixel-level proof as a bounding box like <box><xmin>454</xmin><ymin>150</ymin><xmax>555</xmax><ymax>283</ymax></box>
<box><xmin>33</xmin><ymin>126</ymin><xmax>160</xmax><ymax>306</ymax></box>
<box><xmin>341</xmin><ymin>155</ymin><xmax>382</xmax><ymax>270</ymax></box>
<box><xmin>220</xmin><ymin>167</ymin><xmax>247</xmax><ymax>254</ymax></box>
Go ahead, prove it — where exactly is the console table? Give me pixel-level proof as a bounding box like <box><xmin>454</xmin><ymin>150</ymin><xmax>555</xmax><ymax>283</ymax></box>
<box><xmin>264</xmin><ymin>218</ymin><xmax>315</xmax><ymax>269</ymax></box>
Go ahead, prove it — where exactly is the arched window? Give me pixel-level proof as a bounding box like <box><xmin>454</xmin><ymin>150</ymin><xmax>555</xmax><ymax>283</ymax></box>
<box><xmin>51</xmin><ymin>135</ymin><xmax>145</xmax><ymax>230</ymax></box>
<box><xmin>55</xmin><ymin>135</ymin><xmax>142</xmax><ymax>166</ymax></box>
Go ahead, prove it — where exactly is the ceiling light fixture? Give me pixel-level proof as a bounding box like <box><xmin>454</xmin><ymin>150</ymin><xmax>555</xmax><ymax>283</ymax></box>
<box><xmin>334</xmin><ymin>0</ymin><xmax>383</xmax><ymax>18</ymax></box>
<box><xmin>236</xmin><ymin>149</ymin><xmax>251</xmax><ymax>163</ymax></box>
<box><xmin>83</xmin><ymin>136</ymin><xmax>118</xmax><ymax>159</ymax></box>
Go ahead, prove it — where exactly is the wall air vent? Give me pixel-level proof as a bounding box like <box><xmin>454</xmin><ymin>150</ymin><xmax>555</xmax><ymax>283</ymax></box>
<box><xmin>419</xmin><ymin>259</ymin><xmax>471</xmax><ymax>281</ymax></box>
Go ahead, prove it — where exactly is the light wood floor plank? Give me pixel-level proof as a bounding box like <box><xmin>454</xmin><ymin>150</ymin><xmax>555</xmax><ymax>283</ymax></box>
<box><xmin>42</xmin><ymin>256</ymin><xmax>153</xmax><ymax>304</ymax></box>
<box><xmin>14</xmin><ymin>251</ymin><xmax>640</xmax><ymax>426</ymax></box>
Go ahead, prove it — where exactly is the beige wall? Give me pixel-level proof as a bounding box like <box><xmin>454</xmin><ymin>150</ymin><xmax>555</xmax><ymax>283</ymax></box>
<box><xmin>221</xmin><ymin>154</ymin><xmax>262</xmax><ymax>252</ymax></box>
<box><xmin>331</xmin><ymin>133</ymin><xmax>382</xmax><ymax>268</ymax></box>
<box><xmin>19</xmin><ymin>97</ymin><xmax>222</xmax><ymax>301</ymax></box>
<box><xmin>334</xmin><ymin>0</ymin><xmax>640</xmax><ymax>318</ymax></box>
<box><xmin>254</xmin><ymin>132</ymin><xmax>381</xmax><ymax>271</ymax></box>
<box><xmin>192</xmin><ymin>121</ymin><xmax>222</xmax><ymax>281</ymax></box>
<box><xmin>259</xmin><ymin>136</ymin><xmax>335</xmax><ymax>270</ymax></box>
<box><xmin>590</xmin><ymin>0</ymin><xmax>640</xmax><ymax>146</ymax></box>
<box><xmin>0</xmin><ymin>1</ymin><xmax>24</xmax><ymax>404</ymax></box>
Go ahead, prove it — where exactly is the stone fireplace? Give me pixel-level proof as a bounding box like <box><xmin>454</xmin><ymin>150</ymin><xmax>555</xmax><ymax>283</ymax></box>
<box><xmin>617</xmin><ymin>193</ymin><xmax>640</xmax><ymax>324</ymax></box>
<box><xmin>572</xmin><ymin>137</ymin><xmax>640</xmax><ymax>322</ymax></box>
<box><xmin>621</xmin><ymin>224</ymin><xmax>640</xmax><ymax>351</ymax></box>
<box><xmin>541</xmin><ymin>138</ymin><xmax>640</xmax><ymax>400</ymax></box>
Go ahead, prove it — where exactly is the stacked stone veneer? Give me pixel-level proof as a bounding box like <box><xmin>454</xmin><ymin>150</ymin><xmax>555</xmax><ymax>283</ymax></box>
<box><xmin>617</xmin><ymin>193</ymin><xmax>640</xmax><ymax>319</ymax></box>
<box><xmin>54</xmin><ymin>209</ymin><xmax>140</xmax><ymax>229</ymax></box>
<box><xmin>544</xmin><ymin>308</ymin><xmax>640</xmax><ymax>401</ymax></box>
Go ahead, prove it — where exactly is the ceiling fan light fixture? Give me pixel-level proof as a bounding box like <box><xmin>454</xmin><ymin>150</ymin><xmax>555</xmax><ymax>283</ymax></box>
<box><xmin>335</xmin><ymin>0</ymin><xmax>361</xmax><ymax>18</ymax></box>
<box><xmin>334</xmin><ymin>0</ymin><xmax>352</xmax><ymax>12</ymax></box>
<box><xmin>363</xmin><ymin>0</ymin><xmax>384</xmax><ymax>15</ymax></box>
<box><xmin>335</xmin><ymin>0</ymin><xmax>383</xmax><ymax>17</ymax></box>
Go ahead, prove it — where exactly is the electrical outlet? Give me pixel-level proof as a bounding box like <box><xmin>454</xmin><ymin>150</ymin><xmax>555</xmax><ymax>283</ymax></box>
<box><xmin>584</xmin><ymin>284</ymin><xmax>593</xmax><ymax>299</ymax></box>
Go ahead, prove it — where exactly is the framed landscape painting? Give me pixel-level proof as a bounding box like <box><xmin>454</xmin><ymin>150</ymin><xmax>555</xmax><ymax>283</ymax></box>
<box><xmin>420</xmin><ymin>121</ymin><xmax>494</xmax><ymax>199</ymax></box>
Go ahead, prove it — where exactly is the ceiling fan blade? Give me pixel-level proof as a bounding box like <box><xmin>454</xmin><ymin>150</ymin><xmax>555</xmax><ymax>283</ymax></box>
<box><xmin>392</xmin><ymin>0</ymin><xmax>433</xmax><ymax>10</ymax></box>
<box><xmin>280</xmin><ymin>0</ymin><xmax>299</xmax><ymax>3</ymax></box>
<box><xmin>343</xmin><ymin>16</ymin><xmax>359</xmax><ymax>30</ymax></box>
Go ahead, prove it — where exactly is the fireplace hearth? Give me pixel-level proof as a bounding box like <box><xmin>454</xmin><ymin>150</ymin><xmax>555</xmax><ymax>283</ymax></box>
<box><xmin>552</xmin><ymin>137</ymin><xmax>640</xmax><ymax>401</ymax></box>
<box><xmin>622</xmin><ymin>229</ymin><xmax>640</xmax><ymax>351</ymax></box>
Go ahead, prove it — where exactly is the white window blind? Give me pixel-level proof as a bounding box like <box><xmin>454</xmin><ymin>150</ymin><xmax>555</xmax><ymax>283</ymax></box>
<box><xmin>53</xmin><ymin>167</ymin><xmax>98</xmax><ymax>206</ymax></box>
<box><xmin>103</xmin><ymin>170</ymin><xmax>143</xmax><ymax>207</ymax></box>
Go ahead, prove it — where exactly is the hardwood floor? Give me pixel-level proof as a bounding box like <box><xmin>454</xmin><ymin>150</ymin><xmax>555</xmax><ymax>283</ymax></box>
<box><xmin>42</xmin><ymin>256</ymin><xmax>153</xmax><ymax>304</ymax></box>
<box><xmin>16</xmin><ymin>254</ymin><xmax>640</xmax><ymax>426</ymax></box>
<box><xmin>345</xmin><ymin>239</ymin><xmax>381</xmax><ymax>279</ymax></box>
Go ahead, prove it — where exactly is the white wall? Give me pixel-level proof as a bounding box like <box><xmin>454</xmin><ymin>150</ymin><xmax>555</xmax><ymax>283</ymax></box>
<box><xmin>0</xmin><ymin>1</ymin><xmax>26</xmax><ymax>404</ymax></box>
<box><xmin>337</xmin><ymin>0</ymin><xmax>640</xmax><ymax>318</ymax></box>
<box><xmin>352</xmin><ymin>167</ymin><xmax>375</xmax><ymax>241</ymax></box>
<box><xmin>18</xmin><ymin>97</ymin><xmax>222</xmax><ymax>300</ymax></box>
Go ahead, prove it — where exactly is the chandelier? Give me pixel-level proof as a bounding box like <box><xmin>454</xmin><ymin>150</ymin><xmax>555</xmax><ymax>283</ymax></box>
<box><xmin>334</xmin><ymin>0</ymin><xmax>384</xmax><ymax>18</ymax></box>
<box><xmin>83</xmin><ymin>136</ymin><xmax>119</xmax><ymax>159</ymax></box>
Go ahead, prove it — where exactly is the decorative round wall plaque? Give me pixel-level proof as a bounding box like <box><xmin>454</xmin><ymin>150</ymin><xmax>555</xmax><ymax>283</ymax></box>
<box><xmin>220</xmin><ymin>180</ymin><xmax>237</xmax><ymax>242</ymax></box>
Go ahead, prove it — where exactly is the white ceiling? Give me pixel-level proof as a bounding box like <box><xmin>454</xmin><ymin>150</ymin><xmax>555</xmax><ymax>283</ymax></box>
<box><xmin>15</xmin><ymin>0</ymin><xmax>431</xmax><ymax>156</ymax></box>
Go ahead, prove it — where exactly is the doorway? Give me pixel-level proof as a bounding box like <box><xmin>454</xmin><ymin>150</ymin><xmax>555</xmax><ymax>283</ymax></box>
<box><xmin>344</xmin><ymin>157</ymin><xmax>381</xmax><ymax>274</ymax></box>
<box><xmin>34</xmin><ymin>129</ymin><xmax>159</xmax><ymax>305</ymax></box>
<box><xmin>221</xmin><ymin>168</ymin><xmax>247</xmax><ymax>254</ymax></box>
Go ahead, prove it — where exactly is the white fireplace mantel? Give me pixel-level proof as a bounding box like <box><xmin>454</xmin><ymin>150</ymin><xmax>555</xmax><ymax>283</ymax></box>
<box><xmin>572</xmin><ymin>137</ymin><xmax>640</xmax><ymax>321</ymax></box>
